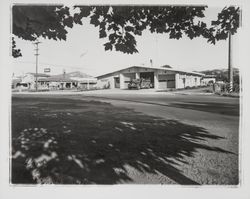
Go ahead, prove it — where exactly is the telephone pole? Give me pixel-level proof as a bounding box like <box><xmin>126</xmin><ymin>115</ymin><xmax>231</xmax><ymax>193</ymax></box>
<box><xmin>228</xmin><ymin>31</ymin><xmax>233</xmax><ymax>93</ymax></box>
<box><xmin>34</xmin><ymin>40</ymin><xmax>41</xmax><ymax>92</ymax></box>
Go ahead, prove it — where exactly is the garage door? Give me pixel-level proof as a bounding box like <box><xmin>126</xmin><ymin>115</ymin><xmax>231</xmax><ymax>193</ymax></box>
<box><xmin>123</xmin><ymin>73</ymin><xmax>136</xmax><ymax>88</ymax></box>
<box><xmin>167</xmin><ymin>74</ymin><xmax>175</xmax><ymax>88</ymax></box>
<box><xmin>158</xmin><ymin>75</ymin><xmax>168</xmax><ymax>89</ymax></box>
<box><xmin>158</xmin><ymin>74</ymin><xmax>176</xmax><ymax>89</ymax></box>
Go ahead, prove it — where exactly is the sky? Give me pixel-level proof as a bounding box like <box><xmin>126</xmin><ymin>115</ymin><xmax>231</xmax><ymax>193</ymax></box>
<box><xmin>12</xmin><ymin>6</ymin><xmax>240</xmax><ymax>77</ymax></box>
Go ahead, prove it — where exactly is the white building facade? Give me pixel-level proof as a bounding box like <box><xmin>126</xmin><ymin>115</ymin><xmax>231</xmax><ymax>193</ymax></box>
<box><xmin>201</xmin><ymin>75</ymin><xmax>217</xmax><ymax>86</ymax></box>
<box><xmin>97</xmin><ymin>66</ymin><xmax>204</xmax><ymax>90</ymax></box>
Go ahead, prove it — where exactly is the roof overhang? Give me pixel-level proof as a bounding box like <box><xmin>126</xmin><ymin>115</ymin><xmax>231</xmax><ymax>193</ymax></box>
<box><xmin>97</xmin><ymin>65</ymin><xmax>205</xmax><ymax>79</ymax></box>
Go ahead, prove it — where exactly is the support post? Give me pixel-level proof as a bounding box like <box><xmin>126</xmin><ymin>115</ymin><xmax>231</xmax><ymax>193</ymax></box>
<box><xmin>33</xmin><ymin>40</ymin><xmax>41</xmax><ymax>92</ymax></box>
<box><xmin>120</xmin><ymin>74</ymin><xmax>125</xmax><ymax>89</ymax></box>
<box><xmin>135</xmin><ymin>72</ymin><xmax>140</xmax><ymax>79</ymax></box>
<box><xmin>154</xmin><ymin>72</ymin><xmax>158</xmax><ymax>89</ymax></box>
<box><xmin>175</xmin><ymin>73</ymin><xmax>180</xmax><ymax>89</ymax></box>
<box><xmin>228</xmin><ymin>31</ymin><xmax>233</xmax><ymax>92</ymax></box>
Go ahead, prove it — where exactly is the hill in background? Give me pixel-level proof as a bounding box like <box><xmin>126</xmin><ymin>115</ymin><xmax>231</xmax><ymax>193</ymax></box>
<box><xmin>198</xmin><ymin>68</ymin><xmax>240</xmax><ymax>84</ymax></box>
<box><xmin>51</xmin><ymin>71</ymin><xmax>94</xmax><ymax>79</ymax></box>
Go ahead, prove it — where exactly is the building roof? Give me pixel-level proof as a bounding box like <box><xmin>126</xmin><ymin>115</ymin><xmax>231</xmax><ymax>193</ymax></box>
<box><xmin>67</xmin><ymin>71</ymin><xmax>94</xmax><ymax>79</ymax></box>
<box><xmin>28</xmin><ymin>73</ymin><xmax>50</xmax><ymax>77</ymax></box>
<box><xmin>41</xmin><ymin>76</ymin><xmax>77</xmax><ymax>83</ymax></box>
<box><xmin>96</xmin><ymin>65</ymin><xmax>205</xmax><ymax>79</ymax></box>
<box><xmin>39</xmin><ymin>77</ymin><xmax>97</xmax><ymax>83</ymax></box>
<box><xmin>203</xmin><ymin>75</ymin><xmax>217</xmax><ymax>78</ymax></box>
<box><xmin>44</xmin><ymin>71</ymin><xmax>97</xmax><ymax>83</ymax></box>
<box><xmin>51</xmin><ymin>71</ymin><xmax>95</xmax><ymax>79</ymax></box>
<box><xmin>70</xmin><ymin>77</ymin><xmax>97</xmax><ymax>82</ymax></box>
<box><xmin>161</xmin><ymin>64</ymin><xmax>172</xmax><ymax>68</ymax></box>
<box><xmin>12</xmin><ymin>78</ymin><xmax>22</xmax><ymax>84</ymax></box>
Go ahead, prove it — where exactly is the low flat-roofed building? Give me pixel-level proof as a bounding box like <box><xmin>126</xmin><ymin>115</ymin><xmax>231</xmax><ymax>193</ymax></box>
<box><xmin>12</xmin><ymin>71</ymin><xmax>97</xmax><ymax>91</ymax></box>
<box><xmin>201</xmin><ymin>75</ymin><xmax>217</xmax><ymax>86</ymax></box>
<box><xmin>44</xmin><ymin>71</ymin><xmax>97</xmax><ymax>90</ymax></box>
<box><xmin>18</xmin><ymin>73</ymin><xmax>51</xmax><ymax>90</ymax></box>
<box><xmin>96</xmin><ymin>65</ymin><xmax>205</xmax><ymax>90</ymax></box>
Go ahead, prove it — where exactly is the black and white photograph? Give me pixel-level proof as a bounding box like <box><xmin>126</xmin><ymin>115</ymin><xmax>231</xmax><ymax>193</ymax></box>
<box><xmin>1</xmin><ymin>0</ymin><xmax>250</xmax><ymax>199</ymax></box>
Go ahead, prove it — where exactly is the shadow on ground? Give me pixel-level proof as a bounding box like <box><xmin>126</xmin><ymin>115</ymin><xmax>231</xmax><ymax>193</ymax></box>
<box><xmin>82</xmin><ymin>96</ymin><xmax>239</xmax><ymax>116</ymax></box>
<box><xmin>169</xmin><ymin>101</ymin><xmax>239</xmax><ymax>116</ymax></box>
<box><xmin>12</xmin><ymin>96</ymin><xmax>232</xmax><ymax>185</ymax></box>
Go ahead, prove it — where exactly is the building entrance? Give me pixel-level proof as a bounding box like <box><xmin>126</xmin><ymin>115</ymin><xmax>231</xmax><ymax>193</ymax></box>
<box><xmin>139</xmin><ymin>72</ymin><xmax>154</xmax><ymax>88</ymax></box>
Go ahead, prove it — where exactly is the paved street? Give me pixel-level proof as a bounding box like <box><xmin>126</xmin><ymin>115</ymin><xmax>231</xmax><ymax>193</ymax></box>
<box><xmin>12</xmin><ymin>90</ymin><xmax>239</xmax><ymax>185</ymax></box>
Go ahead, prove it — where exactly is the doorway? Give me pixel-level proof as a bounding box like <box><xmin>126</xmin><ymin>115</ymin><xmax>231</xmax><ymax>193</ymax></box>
<box><xmin>114</xmin><ymin>77</ymin><xmax>120</xmax><ymax>88</ymax></box>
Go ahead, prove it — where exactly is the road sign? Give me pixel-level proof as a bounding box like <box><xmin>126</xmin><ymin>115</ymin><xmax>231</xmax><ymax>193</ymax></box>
<box><xmin>44</xmin><ymin>68</ymin><xmax>51</xmax><ymax>73</ymax></box>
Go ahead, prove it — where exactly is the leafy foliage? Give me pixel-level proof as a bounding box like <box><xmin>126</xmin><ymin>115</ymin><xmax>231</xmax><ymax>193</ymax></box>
<box><xmin>12</xmin><ymin>37</ymin><xmax>22</xmax><ymax>58</ymax></box>
<box><xmin>74</xmin><ymin>6</ymin><xmax>210</xmax><ymax>54</ymax></box>
<box><xmin>12</xmin><ymin>5</ymin><xmax>240</xmax><ymax>57</ymax></box>
<box><xmin>209</xmin><ymin>6</ymin><xmax>240</xmax><ymax>44</ymax></box>
<box><xmin>13</xmin><ymin>5</ymin><xmax>74</xmax><ymax>42</ymax></box>
<box><xmin>200</xmin><ymin>68</ymin><xmax>239</xmax><ymax>84</ymax></box>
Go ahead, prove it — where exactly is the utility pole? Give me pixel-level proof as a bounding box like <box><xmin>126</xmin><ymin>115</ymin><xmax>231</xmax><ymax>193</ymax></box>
<box><xmin>228</xmin><ymin>31</ymin><xmax>233</xmax><ymax>93</ymax></box>
<box><xmin>150</xmin><ymin>59</ymin><xmax>153</xmax><ymax>67</ymax></box>
<box><xmin>33</xmin><ymin>40</ymin><xmax>41</xmax><ymax>92</ymax></box>
<box><xmin>63</xmin><ymin>69</ymin><xmax>66</xmax><ymax>78</ymax></box>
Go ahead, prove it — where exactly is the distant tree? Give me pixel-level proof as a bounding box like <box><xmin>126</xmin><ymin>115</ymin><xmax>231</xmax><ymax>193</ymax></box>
<box><xmin>12</xmin><ymin>5</ymin><xmax>240</xmax><ymax>56</ymax></box>
<box><xmin>201</xmin><ymin>68</ymin><xmax>240</xmax><ymax>85</ymax></box>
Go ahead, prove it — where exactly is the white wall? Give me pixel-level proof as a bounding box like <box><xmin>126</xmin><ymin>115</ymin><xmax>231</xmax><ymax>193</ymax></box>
<box><xmin>201</xmin><ymin>77</ymin><xmax>216</xmax><ymax>86</ymax></box>
<box><xmin>175</xmin><ymin>74</ymin><xmax>202</xmax><ymax>89</ymax></box>
<box><xmin>97</xmin><ymin>67</ymin><xmax>203</xmax><ymax>90</ymax></box>
<box><xmin>154</xmin><ymin>73</ymin><xmax>159</xmax><ymax>89</ymax></box>
<box><xmin>97</xmin><ymin>74</ymin><xmax>118</xmax><ymax>89</ymax></box>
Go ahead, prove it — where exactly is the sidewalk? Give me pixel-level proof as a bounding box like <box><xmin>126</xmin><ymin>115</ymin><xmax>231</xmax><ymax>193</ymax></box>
<box><xmin>12</xmin><ymin>87</ymin><xmax>214</xmax><ymax>96</ymax></box>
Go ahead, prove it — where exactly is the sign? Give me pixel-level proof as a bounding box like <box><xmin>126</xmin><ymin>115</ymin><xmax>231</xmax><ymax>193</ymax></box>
<box><xmin>44</xmin><ymin>68</ymin><xmax>51</xmax><ymax>73</ymax></box>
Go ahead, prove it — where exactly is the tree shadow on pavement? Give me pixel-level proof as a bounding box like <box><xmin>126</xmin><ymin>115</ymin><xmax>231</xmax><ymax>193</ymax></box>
<box><xmin>169</xmin><ymin>101</ymin><xmax>239</xmax><ymax>116</ymax></box>
<box><xmin>82</xmin><ymin>96</ymin><xmax>239</xmax><ymax>116</ymax></box>
<box><xmin>12</xmin><ymin>97</ymin><xmax>233</xmax><ymax>185</ymax></box>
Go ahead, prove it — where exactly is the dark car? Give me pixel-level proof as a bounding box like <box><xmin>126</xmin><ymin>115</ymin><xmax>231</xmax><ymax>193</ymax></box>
<box><xmin>128</xmin><ymin>78</ymin><xmax>152</xmax><ymax>89</ymax></box>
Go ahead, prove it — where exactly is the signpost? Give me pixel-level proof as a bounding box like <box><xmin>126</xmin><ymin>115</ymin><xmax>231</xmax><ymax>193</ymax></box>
<box><xmin>44</xmin><ymin>68</ymin><xmax>51</xmax><ymax>73</ymax></box>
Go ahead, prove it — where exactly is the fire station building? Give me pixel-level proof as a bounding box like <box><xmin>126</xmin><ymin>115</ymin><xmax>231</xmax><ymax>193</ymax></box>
<box><xmin>96</xmin><ymin>65</ymin><xmax>205</xmax><ymax>90</ymax></box>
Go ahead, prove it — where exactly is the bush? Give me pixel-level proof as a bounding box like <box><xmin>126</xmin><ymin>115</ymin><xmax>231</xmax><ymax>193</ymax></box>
<box><xmin>204</xmin><ymin>89</ymin><xmax>213</xmax><ymax>93</ymax></box>
<box><xmin>76</xmin><ymin>87</ymin><xmax>96</xmax><ymax>91</ymax></box>
<box><xmin>220</xmin><ymin>83</ymin><xmax>240</xmax><ymax>93</ymax></box>
<box><xmin>213</xmin><ymin>82</ymin><xmax>240</xmax><ymax>95</ymax></box>
<box><xmin>28</xmin><ymin>89</ymin><xmax>50</xmax><ymax>92</ymax></box>
<box><xmin>103</xmin><ymin>82</ymin><xmax>110</xmax><ymax>89</ymax></box>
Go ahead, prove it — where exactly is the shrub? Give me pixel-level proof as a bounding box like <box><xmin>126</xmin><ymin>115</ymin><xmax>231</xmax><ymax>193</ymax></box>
<box><xmin>213</xmin><ymin>82</ymin><xmax>240</xmax><ymax>94</ymax></box>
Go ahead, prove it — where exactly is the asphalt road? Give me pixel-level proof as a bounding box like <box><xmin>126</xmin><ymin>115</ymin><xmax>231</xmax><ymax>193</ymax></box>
<box><xmin>81</xmin><ymin>91</ymin><xmax>240</xmax><ymax>184</ymax></box>
<box><xmin>12</xmin><ymin>90</ymin><xmax>240</xmax><ymax>185</ymax></box>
